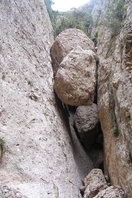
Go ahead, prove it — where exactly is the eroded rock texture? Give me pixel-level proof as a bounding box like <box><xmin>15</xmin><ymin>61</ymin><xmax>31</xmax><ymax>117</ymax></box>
<box><xmin>51</xmin><ymin>29</ymin><xmax>97</xmax><ymax>106</ymax></box>
<box><xmin>81</xmin><ymin>169</ymin><xmax>126</xmax><ymax>198</ymax></box>
<box><xmin>81</xmin><ymin>169</ymin><xmax>107</xmax><ymax>198</ymax></box>
<box><xmin>0</xmin><ymin>1</ymin><xmax>82</xmax><ymax>197</ymax></box>
<box><xmin>91</xmin><ymin>0</ymin><xmax>132</xmax><ymax>197</ymax></box>
<box><xmin>51</xmin><ymin>28</ymin><xmax>95</xmax><ymax>75</ymax></box>
<box><xmin>94</xmin><ymin>186</ymin><xmax>126</xmax><ymax>198</ymax></box>
<box><xmin>54</xmin><ymin>47</ymin><xmax>97</xmax><ymax>106</ymax></box>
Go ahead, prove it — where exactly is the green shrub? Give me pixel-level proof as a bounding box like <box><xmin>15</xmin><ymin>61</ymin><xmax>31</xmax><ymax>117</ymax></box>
<box><xmin>45</xmin><ymin>0</ymin><xmax>56</xmax><ymax>36</ymax></box>
<box><xmin>0</xmin><ymin>138</ymin><xmax>5</xmax><ymax>153</ymax></box>
<box><xmin>113</xmin><ymin>128</ymin><xmax>120</xmax><ymax>137</ymax></box>
<box><xmin>54</xmin><ymin>9</ymin><xmax>92</xmax><ymax>37</ymax></box>
<box><xmin>113</xmin><ymin>129</ymin><xmax>120</xmax><ymax>137</ymax></box>
<box><xmin>92</xmin><ymin>32</ymin><xmax>98</xmax><ymax>46</ymax></box>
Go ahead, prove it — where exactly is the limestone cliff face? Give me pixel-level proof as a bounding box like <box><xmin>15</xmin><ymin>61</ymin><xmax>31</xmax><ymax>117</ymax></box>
<box><xmin>91</xmin><ymin>0</ymin><xmax>132</xmax><ymax>197</ymax></box>
<box><xmin>0</xmin><ymin>1</ymin><xmax>82</xmax><ymax>197</ymax></box>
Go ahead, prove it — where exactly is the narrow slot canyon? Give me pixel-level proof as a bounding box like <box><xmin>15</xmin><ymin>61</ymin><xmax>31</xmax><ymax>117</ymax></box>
<box><xmin>0</xmin><ymin>0</ymin><xmax>131</xmax><ymax>197</ymax></box>
<box><xmin>51</xmin><ymin>27</ymin><xmax>128</xmax><ymax>197</ymax></box>
<box><xmin>54</xmin><ymin>92</ymin><xmax>104</xmax><ymax>181</ymax></box>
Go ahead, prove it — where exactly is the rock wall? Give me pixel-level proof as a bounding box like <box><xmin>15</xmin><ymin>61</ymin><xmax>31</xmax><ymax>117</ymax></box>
<box><xmin>91</xmin><ymin>0</ymin><xmax>132</xmax><ymax>197</ymax></box>
<box><xmin>0</xmin><ymin>1</ymin><xmax>82</xmax><ymax>197</ymax></box>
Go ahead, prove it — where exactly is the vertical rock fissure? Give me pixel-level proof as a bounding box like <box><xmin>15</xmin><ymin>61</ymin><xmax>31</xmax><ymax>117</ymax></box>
<box><xmin>54</xmin><ymin>93</ymin><xmax>94</xmax><ymax>180</ymax></box>
<box><xmin>54</xmin><ymin>88</ymin><xmax>104</xmax><ymax>178</ymax></box>
<box><xmin>51</xmin><ymin>28</ymin><xmax>105</xmax><ymax>195</ymax></box>
<box><xmin>94</xmin><ymin>57</ymin><xmax>99</xmax><ymax>104</ymax></box>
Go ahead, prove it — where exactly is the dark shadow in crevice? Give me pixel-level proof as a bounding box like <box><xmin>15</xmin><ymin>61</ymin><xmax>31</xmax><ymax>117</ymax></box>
<box><xmin>94</xmin><ymin>59</ymin><xmax>99</xmax><ymax>104</ymax></box>
<box><xmin>54</xmin><ymin>90</ymin><xmax>71</xmax><ymax>133</ymax></box>
<box><xmin>54</xmin><ymin>91</ymin><xmax>94</xmax><ymax>179</ymax></box>
<box><xmin>73</xmin><ymin>120</ymin><xmax>104</xmax><ymax>172</ymax></box>
<box><xmin>54</xmin><ymin>89</ymin><xmax>104</xmax><ymax>175</ymax></box>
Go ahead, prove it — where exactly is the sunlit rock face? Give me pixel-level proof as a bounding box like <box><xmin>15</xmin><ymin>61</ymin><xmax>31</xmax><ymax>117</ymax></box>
<box><xmin>0</xmin><ymin>1</ymin><xmax>82</xmax><ymax>197</ymax></box>
<box><xmin>51</xmin><ymin>28</ymin><xmax>97</xmax><ymax>106</ymax></box>
<box><xmin>51</xmin><ymin>28</ymin><xmax>95</xmax><ymax>75</ymax></box>
<box><xmin>91</xmin><ymin>0</ymin><xmax>132</xmax><ymax>197</ymax></box>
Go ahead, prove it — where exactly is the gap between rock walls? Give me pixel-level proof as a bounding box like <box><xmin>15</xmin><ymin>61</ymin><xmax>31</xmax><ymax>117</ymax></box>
<box><xmin>54</xmin><ymin>92</ymin><xmax>104</xmax><ymax>176</ymax></box>
<box><xmin>51</xmin><ymin>27</ymin><xmax>127</xmax><ymax>197</ymax></box>
<box><xmin>51</xmin><ymin>29</ymin><xmax>105</xmax><ymax>197</ymax></box>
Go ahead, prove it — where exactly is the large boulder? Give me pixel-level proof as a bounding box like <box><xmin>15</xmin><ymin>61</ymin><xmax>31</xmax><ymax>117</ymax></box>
<box><xmin>54</xmin><ymin>47</ymin><xmax>97</xmax><ymax>106</ymax></box>
<box><xmin>74</xmin><ymin>104</ymin><xmax>100</xmax><ymax>149</ymax></box>
<box><xmin>81</xmin><ymin>169</ymin><xmax>108</xmax><ymax>198</ymax></box>
<box><xmin>51</xmin><ymin>28</ymin><xmax>97</xmax><ymax>106</ymax></box>
<box><xmin>50</xmin><ymin>28</ymin><xmax>95</xmax><ymax>76</ymax></box>
<box><xmin>81</xmin><ymin>169</ymin><xmax>126</xmax><ymax>198</ymax></box>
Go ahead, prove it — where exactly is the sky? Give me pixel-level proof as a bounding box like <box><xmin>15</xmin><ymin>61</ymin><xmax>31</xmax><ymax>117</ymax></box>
<box><xmin>52</xmin><ymin>0</ymin><xmax>90</xmax><ymax>12</ymax></box>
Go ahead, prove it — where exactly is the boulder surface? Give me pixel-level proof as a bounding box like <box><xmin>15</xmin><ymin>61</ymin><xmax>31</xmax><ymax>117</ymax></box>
<box><xmin>54</xmin><ymin>47</ymin><xmax>97</xmax><ymax>106</ymax></box>
<box><xmin>81</xmin><ymin>169</ymin><xmax>126</xmax><ymax>198</ymax></box>
<box><xmin>81</xmin><ymin>169</ymin><xmax>107</xmax><ymax>198</ymax></box>
<box><xmin>74</xmin><ymin>104</ymin><xmax>100</xmax><ymax>149</ymax></box>
<box><xmin>51</xmin><ymin>28</ymin><xmax>95</xmax><ymax>75</ymax></box>
<box><xmin>94</xmin><ymin>186</ymin><xmax>126</xmax><ymax>198</ymax></box>
<box><xmin>51</xmin><ymin>28</ymin><xmax>97</xmax><ymax>106</ymax></box>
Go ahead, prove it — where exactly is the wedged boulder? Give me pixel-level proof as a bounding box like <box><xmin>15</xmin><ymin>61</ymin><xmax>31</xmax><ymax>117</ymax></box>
<box><xmin>50</xmin><ymin>28</ymin><xmax>95</xmax><ymax>76</ymax></box>
<box><xmin>74</xmin><ymin>104</ymin><xmax>100</xmax><ymax>149</ymax></box>
<box><xmin>81</xmin><ymin>169</ymin><xmax>126</xmax><ymax>198</ymax></box>
<box><xmin>81</xmin><ymin>169</ymin><xmax>107</xmax><ymax>198</ymax></box>
<box><xmin>54</xmin><ymin>47</ymin><xmax>97</xmax><ymax>106</ymax></box>
<box><xmin>94</xmin><ymin>186</ymin><xmax>126</xmax><ymax>198</ymax></box>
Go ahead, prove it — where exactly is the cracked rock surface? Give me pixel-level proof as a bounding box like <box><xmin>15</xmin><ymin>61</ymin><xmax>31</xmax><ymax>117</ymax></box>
<box><xmin>0</xmin><ymin>1</ymin><xmax>82</xmax><ymax>197</ymax></box>
<box><xmin>81</xmin><ymin>169</ymin><xmax>126</xmax><ymax>198</ymax></box>
<box><xmin>51</xmin><ymin>29</ymin><xmax>97</xmax><ymax>106</ymax></box>
<box><xmin>91</xmin><ymin>0</ymin><xmax>132</xmax><ymax>196</ymax></box>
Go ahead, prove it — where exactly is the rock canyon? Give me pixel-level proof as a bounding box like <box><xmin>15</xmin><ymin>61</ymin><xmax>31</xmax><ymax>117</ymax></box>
<box><xmin>0</xmin><ymin>0</ymin><xmax>132</xmax><ymax>197</ymax></box>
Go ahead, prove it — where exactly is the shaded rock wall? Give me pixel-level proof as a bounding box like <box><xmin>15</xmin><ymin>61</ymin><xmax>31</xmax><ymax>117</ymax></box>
<box><xmin>0</xmin><ymin>1</ymin><xmax>82</xmax><ymax>197</ymax></box>
<box><xmin>91</xmin><ymin>0</ymin><xmax>132</xmax><ymax>197</ymax></box>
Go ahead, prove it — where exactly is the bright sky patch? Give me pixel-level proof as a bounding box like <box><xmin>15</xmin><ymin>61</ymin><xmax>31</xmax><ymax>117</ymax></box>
<box><xmin>52</xmin><ymin>0</ymin><xmax>90</xmax><ymax>12</ymax></box>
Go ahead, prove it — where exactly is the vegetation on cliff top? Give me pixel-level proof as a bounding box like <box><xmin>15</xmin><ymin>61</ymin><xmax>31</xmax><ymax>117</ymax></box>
<box><xmin>54</xmin><ymin>7</ymin><xmax>93</xmax><ymax>37</ymax></box>
<box><xmin>45</xmin><ymin>0</ymin><xmax>125</xmax><ymax>39</ymax></box>
<box><xmin>45</xmin><ymin>0</ymin><xmax>95</xmax><ymax>38</ymax></box>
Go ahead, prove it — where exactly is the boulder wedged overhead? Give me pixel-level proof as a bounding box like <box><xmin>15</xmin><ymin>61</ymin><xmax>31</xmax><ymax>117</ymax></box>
<box><xmin>54</xmin><ymin>47</ymin><xmax>97</xmax><ymax>106</ymax></box>
<box><xmin>73</xmin><ymin>104</ymin><xmax>100</xmax><ymax>149</ymax></box>
<box><xmin>51</xmin><ymin>28</ymin><xmax>95</xmax><ymax>76</ymax></box>
<box><xmin>51</xmin><ymin>29</ymin><xmax>97</xmax><ymax>106</ymax></box>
